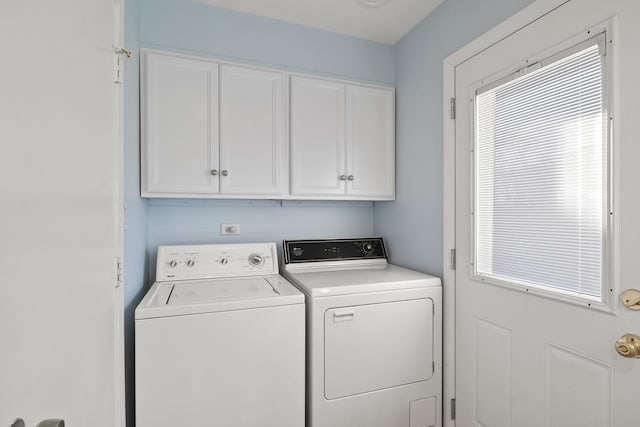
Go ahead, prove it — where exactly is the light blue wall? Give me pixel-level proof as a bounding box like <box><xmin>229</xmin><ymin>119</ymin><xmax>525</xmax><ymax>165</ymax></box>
<box><xmin>140</xmin><ymin>0</ymin><xmax>395</xmax><ymax>84</ymax></box>
<box><xmin>374</xmin><ymin>0</ymin><xmax>534</xmax><ymax>276</ymax></box>
<box><xmin>146</xmin><ymin>200</ymin><xmax>374</xmax><ymax>282</ymax></box>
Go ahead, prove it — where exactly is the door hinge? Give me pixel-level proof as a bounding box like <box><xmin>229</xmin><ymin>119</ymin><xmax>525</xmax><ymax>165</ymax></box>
<box><xmin>450</xmin><ymin>248</ymin><xmax>456</xmax><ymax>270</ymax></box>
<box><xmin>450</xmin><ymin>97</ymin><xmax>456</xmax><ymax>119</ymax></box>
<box><xmin>115</xmin><ymin>256</ymin><xmax>124</xmax><ymax>288</ymax></box>
<box><xmin>450</xmin><ymin>398</ymin><xmax>456</xmax><ymax>420</ymax></box>
<box><xmin>113</xmin><ymin>47</ymin><xmax>131</xmax><ymax>84</ymax></box>
<box><xmin>114</xmin><ymin>55</ymin><xmax>123</xmax><ymax>84</ymax></box>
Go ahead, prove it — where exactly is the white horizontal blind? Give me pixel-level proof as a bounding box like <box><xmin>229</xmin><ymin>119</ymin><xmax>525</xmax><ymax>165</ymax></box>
<box><xmin>474</xmin><ymin>36</ymin><xmax>607</xmax><ymax>300</ymax></box>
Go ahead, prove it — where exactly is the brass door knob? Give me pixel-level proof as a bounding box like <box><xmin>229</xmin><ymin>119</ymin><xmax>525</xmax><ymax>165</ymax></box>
<box><xmin>615</xmin><ymin>334</ymin><xmax>640</xmax><ymax>358</ymax></box>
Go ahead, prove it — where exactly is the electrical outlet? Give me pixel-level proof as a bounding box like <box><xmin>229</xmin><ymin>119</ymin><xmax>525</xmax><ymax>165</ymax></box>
<box><xmin>221</xmin><ymin>223</ymin><xmax>240</xmax><ymax>235</ymax></box>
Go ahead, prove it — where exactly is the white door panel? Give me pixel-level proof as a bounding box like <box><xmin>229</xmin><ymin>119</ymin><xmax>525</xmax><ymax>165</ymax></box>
<box><xmin>454</xmin><ymin>1</ymin><xmax>640</xmax><ymax>426</ymax></box>
<box><xmin>0</xmin><ymin>0</ymin><xmax>123</xmax><ymax>426</ymax></box>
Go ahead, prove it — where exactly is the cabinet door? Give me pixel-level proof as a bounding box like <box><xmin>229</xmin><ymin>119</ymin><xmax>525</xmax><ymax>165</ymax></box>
<box><xmin>219</xmin><ymin>65</ymin><xmax>285</xmax><ymax>195</ymax></box>
<box><xmin>142</xmin><ymin>52</ymin><xmax>219</xmax><ymax>194</ymax></box>
<box><xmin>346</xmin><ymin>85</ymin><xmax>395</xmax><ymax>198</ymax></box>
<box><xmin>290</xmin><ymin>76</ymin><xmax>346</xmax><ymax>196</ymax></box>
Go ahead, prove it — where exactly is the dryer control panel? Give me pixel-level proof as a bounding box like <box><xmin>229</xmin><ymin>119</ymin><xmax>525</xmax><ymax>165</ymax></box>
<box><xmin>156</xmin><ymin>243</ymin><xmax>278</xmax><ymax>282</ymax></box>
<box><xmin>283</xmin><ymin>238</ymin><xmax>387</xmax><ymax>264</ymax></box>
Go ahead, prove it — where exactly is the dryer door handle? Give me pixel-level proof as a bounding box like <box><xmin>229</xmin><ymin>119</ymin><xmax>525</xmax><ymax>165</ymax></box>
<box><xmin>333</xmin><ymin>309</ymin><xmax>355</xmax><ymax>322</ymax></box>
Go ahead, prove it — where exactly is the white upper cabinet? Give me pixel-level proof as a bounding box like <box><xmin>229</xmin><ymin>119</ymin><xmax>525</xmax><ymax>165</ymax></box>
<box><xmin>290</xmin><ymin>75</ymin><xmax>395</xmax><ymax>200</ymax></box>
<box><xmin>219</xmin><ymin>65</ymin><xmax>285</xmax><ymax>195</ymax></box>
<box><xmin>142</xmin><ymin>51</ymin><xmax>394</xmax><ymax>200</ymax></box>
<box><xmin>142</xmin><ymin>51</ymin><xmax>286</xmax><ymax>198</ymax></box>
<box><xmin>142</xmin><ymin>53</ymin><xmax>219</xmax><ymax>194</ymax></box>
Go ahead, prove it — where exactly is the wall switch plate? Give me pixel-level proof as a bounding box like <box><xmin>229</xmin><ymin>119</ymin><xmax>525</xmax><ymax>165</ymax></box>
<box><xmin>221</xmin><ymin>223</ymin><xmax>240</xmax><ymax>235</ymax></box>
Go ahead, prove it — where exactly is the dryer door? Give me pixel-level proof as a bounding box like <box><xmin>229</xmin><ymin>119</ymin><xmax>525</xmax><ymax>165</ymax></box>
<box><xmin>324</xmin><ymin>298</ymin><xmax>434</xmax><ymax>399</ymax></box>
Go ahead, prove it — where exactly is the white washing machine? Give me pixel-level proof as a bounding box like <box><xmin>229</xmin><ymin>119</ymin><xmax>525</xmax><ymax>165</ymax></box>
<box><xmin>135</xmin><ymin>243</ymin><xmax>305</xmax><ymax>427</ymax></box>
<box><xmin>282</xmin><ymin>238</ymin><xmax>442</xmax><ymax>427</ymax></box>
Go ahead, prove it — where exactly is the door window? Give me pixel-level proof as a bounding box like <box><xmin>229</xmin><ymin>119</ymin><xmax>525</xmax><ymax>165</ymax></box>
<box><xmin>473</xmin><ymin>34</ymin><xmax>609</xmax><ymax>303</ymax></box>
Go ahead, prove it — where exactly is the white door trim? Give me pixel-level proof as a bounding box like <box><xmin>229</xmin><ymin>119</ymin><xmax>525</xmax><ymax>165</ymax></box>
<box><xmin>442</xmin><ymin>1</ymin><xmax>570</xmax><ymax>426</ymax></box>
<box><xmin>113</xmin><ymin>0</ymin><xmax>126</xmax><ymax>425</ymax></box>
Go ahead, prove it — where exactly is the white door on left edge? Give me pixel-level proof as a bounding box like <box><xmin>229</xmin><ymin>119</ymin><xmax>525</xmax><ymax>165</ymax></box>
<box><xmin>0</xmin><ymin>0</ymin><xmax>123</xmax><ymax>426</ymax></box>
<box><xmin>454</xmin><ymin>1</ymin><xmax>640</xmax><ymax>426</ymax></box>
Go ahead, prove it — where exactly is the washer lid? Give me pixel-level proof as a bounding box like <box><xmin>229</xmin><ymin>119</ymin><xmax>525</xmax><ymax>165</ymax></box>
<box><xmin>168</xmin><ymin>277</ymin><xmax>277</xmax><ymax>305</ymax></box>
<box><xmin>135</xmin><ymin>275</ymin><xmax>304</xmax><ymax>319</ymax></box>
<box><xmin>283</xmin><ymin>264</ymin><xmax>441</xmax><ymax>297</ymax></box>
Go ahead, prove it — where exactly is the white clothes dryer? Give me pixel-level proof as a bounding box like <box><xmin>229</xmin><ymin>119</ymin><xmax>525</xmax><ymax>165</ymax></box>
<box><xmin>282</xmin><ymin>238</ymin><xmax>442</xmax><ymax>427</ymax></box>
<box><xmin>135</xmin><ymin>243</ymin><xmax>305</xmax><ymax>427</ymax></box>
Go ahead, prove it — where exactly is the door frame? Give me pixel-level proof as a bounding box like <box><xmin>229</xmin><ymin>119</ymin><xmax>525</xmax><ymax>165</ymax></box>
<box><xmin>442</xmin><ymin>1</ymin><xmax>570</xmax><ymax>426</ymax></box>
<box><xmin>113</xmin><ymin>0</ymin><xmax>126</xmax><ymax>425</ymax></box>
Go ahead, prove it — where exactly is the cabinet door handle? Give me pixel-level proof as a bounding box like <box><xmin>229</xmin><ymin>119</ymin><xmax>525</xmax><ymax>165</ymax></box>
<box><xmin>347</xmin><ymin>175</ymin><xmax>355</xmax><ymax>181</ymax></box>
<box><xmin>221</xmin><ymin>170</ymin><xmax>229</xmax><ymax>177</ymax></box>
<box><xmin>339</xmin><ymin>175</ymin><xmax>347</xmax><ymax>181</ymax></box>
<box><xmin>210</xmin><ymin>169</ymin><xmax>218</xmax><ymax>176</ymax></box>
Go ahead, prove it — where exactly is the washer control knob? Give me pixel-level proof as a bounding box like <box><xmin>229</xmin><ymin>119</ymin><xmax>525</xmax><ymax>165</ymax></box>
<box><xmin>186</xmin><ymin>259</ymin><xmax>195</xmax><ymax>267</ymax></box>
<box><xmin>220</xmin><ymin>257</ymin><xmax>229</xmax><ymax>265</ymax></box>
<box><xmin>168</xmin><ymin>260</ymin><xmax>178</xmax><ymax>268</ymax></box>
<box><xmin>249</xmin><ymin>254</ymin><xmax>264</xmax><ymax>266</ymax></box>
<box><xmin>362</xmin><ymin>242</ymin><xmax>374</xmax><ymax>254</ymax></box>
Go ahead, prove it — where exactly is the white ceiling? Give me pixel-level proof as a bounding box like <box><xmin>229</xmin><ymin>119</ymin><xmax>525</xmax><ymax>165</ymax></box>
<box><xmin>194</xmin><ymin>0</ymin><xmax>444</xmax><ymax>45</ymax></box>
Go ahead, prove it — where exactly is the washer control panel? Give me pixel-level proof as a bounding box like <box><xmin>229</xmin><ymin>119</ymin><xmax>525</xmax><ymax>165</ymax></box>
<box><xmin>283</xmin><ymin>238</ymin><xmax>387</xmax><ymax>264</ymax></box>
<box><xmin>156</xmin><ymin>243</ymin><xmax>278</xmax><ymax>282</ymax></box>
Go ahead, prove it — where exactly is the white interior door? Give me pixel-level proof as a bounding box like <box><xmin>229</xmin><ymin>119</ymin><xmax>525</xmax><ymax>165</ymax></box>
<box><xmin>0</xmin><ymin>1</ymin><xmax>124</xmax><ymax>426</ymax></box>
<box><xmin>454</xmin><ymin>1</ymin><xmax>640</xmax><ymax>426</ymax></box>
